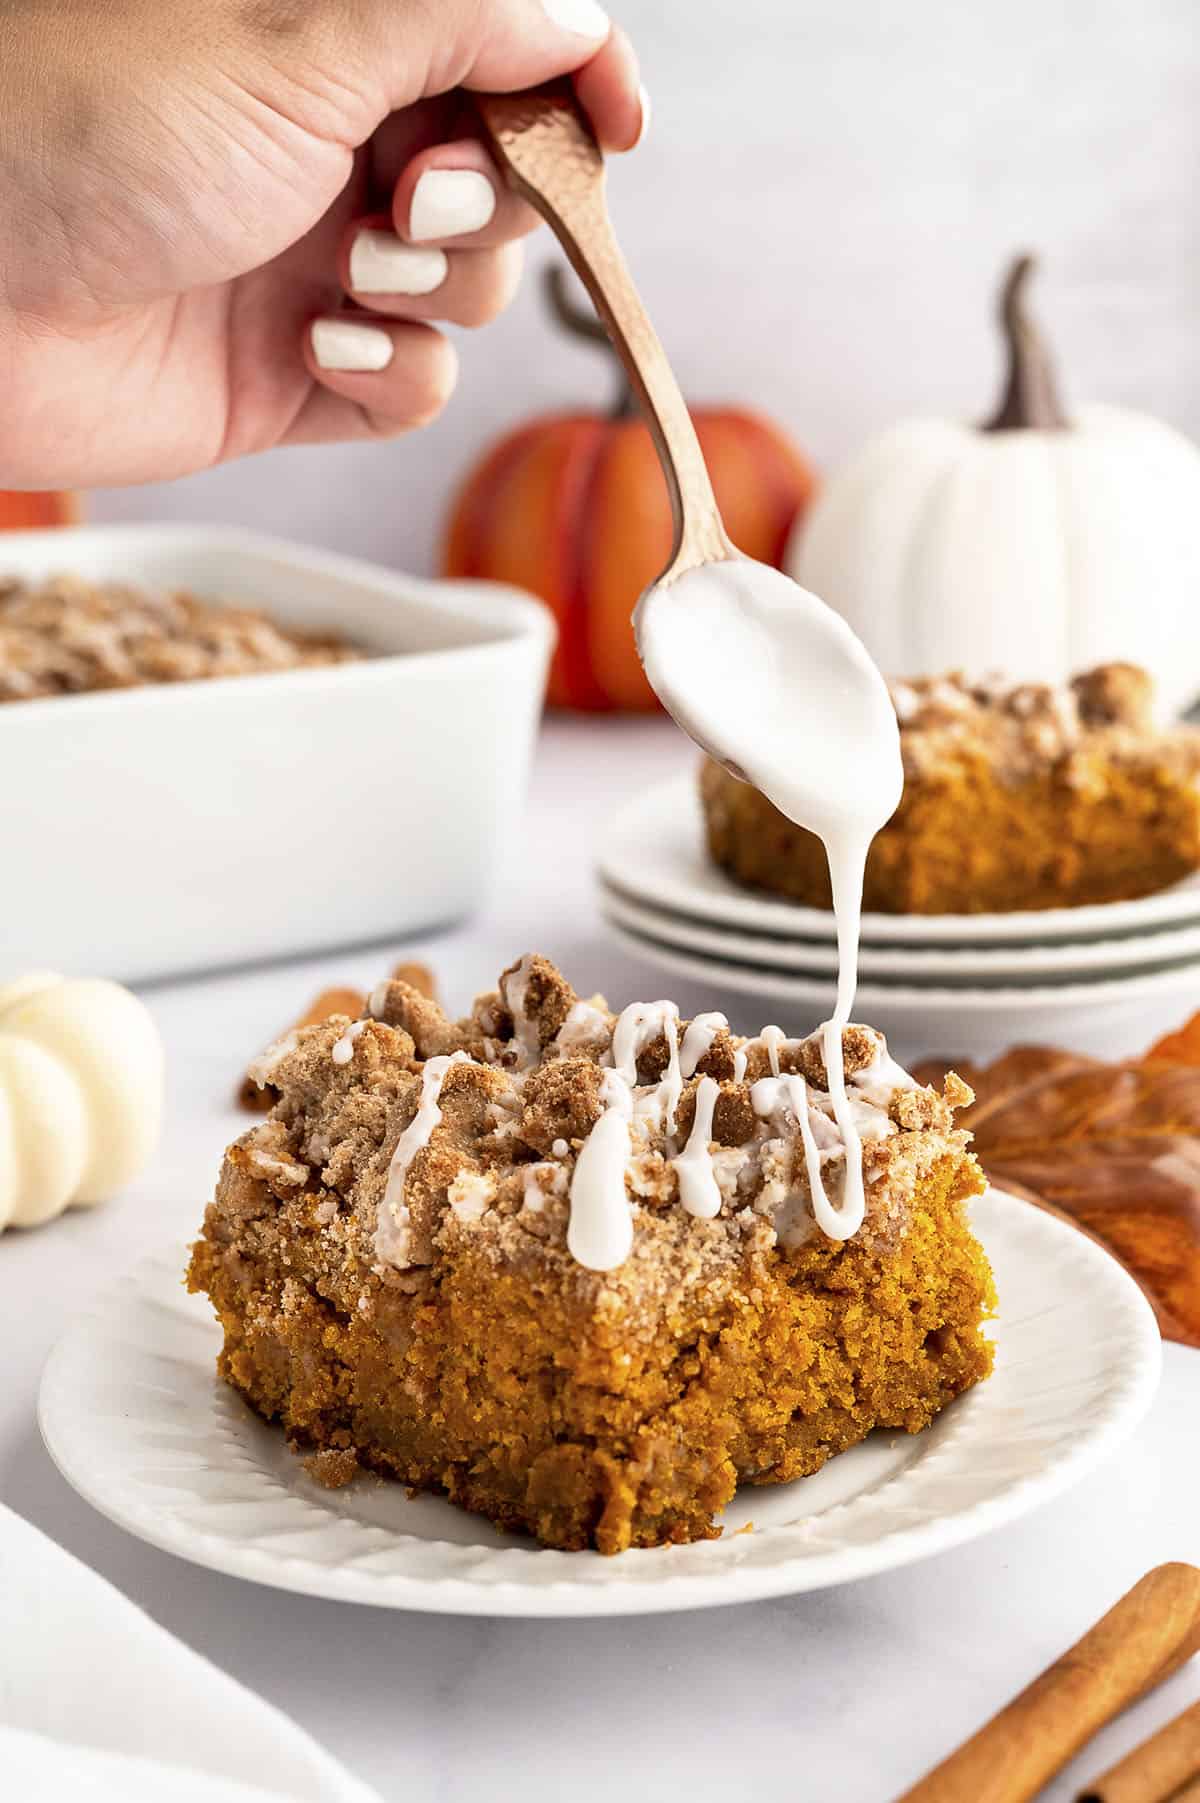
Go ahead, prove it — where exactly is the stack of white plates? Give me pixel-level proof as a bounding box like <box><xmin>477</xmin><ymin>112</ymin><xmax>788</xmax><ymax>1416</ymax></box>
<box><xmin>598</xmin><ymin>777</ymin><xmax>1200</xmax><ymax>1060</ymax></box>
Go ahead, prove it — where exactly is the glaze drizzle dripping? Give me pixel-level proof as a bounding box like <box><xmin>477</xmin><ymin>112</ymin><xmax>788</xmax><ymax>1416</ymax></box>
<box><xmin>679</xmin><ymin>1011</ymin><xmax>727</xmax><ymax>1078</ymax></box>
<box><xmin>635</xmin><ymin>555</ymin><xmax>904</xmax><ymax>1263</ymax></box>
<box><xmin>500</xmin><ymin>955</ymin><xmax>542</xmax><ymax>1067</ymax></box>
<box><xmin>567</xmin><ymin>1002</ymin><xmax>685</xmax><ymax>1272</ymax></box>
<box><xmin>331</xmin><ymin>1020</ymin><xmax>366</xmax><ymax>1066</ymax></box>
<box><xmin>818</xmin><ymin>841</ymin><xmax>872</xmax><ymax>1239</ymax></box>
<box><xmin>671</xmin><ymin>1075</ymin><xmax>721</xmax><ymax>1219</ymax></box>
<box><xmin>375</xmin><ymin>1051</ymin><xmax>471</xmax><ymax>1265</ymax></box>
<box><xmin>751</xmin><ymin>1071</ymin><xmax>859</xmax><ymax>1242</ymax></box>
<box><xmin>613</xmin><ymin>1000</ymin><xmax>685</xmax><ymax>1134</ymax></box>
<box><xmin>567</xmin><ymin>1069</ymin><xmax>634</xmax><ymax>1270</ymax></box>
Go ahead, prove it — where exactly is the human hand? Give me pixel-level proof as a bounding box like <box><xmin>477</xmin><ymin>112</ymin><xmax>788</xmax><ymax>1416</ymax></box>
<box><xmin>0</xmin><ymin>0</ymin><xmax>644</xmax><ymax>488</ymax></box>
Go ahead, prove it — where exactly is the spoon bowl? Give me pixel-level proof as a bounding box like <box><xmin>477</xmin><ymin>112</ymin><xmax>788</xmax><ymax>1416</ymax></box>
<box><xmin>636</xmin><ymin>554</ymin><xmax>902</xmax><ymax>841</ymax></box>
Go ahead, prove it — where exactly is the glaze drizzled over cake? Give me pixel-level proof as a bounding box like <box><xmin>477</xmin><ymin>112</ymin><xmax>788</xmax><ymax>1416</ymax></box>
<box><xmin>192</xmin><ymin>957</ymin><xmax>994</xmax><ymax>1553</ymax></box>
<box><xmin>488</xmin><ymin>957</ymin><xmax>926</xmax><ymax>1261</ymax></box>
<box><xmin>243</xmin><ymin>954</ymin><xmax>949</xmax><ymax>1279</ymax></box>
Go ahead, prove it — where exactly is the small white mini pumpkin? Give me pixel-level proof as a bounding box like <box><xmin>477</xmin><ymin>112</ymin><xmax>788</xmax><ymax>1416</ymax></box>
<box><xmin>0</xmin><ymin>973</ymin><xmax>164</xmax><ymax>1231</ymax></box>
<box><xmin>790</xmin><ymin>256</ymin><xmax>1200</xmax><ymax>715</ymax></box>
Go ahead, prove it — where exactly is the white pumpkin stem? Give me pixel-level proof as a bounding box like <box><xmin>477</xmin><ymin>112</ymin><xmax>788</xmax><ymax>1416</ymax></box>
<box><xmin>982</xmin><ymin>254</ymin><xmax>1069</xmax><ymax>433</ymax></box>
<box><xmin>545</xmin><ymin>265</ymin><xmax>638</xmax><ymax>420</ymax></box>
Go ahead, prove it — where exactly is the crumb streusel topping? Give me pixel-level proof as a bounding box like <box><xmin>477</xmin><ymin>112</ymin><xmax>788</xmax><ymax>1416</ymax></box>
<box><xmin>888</xmin><ymin>662</ymin><xmax>1196</xmax><ymax>784</ymax></box>
<box><xmin>242</xmin><ymin>956</ymin><xmax>973</xmax><ymax>1333</ymax></box>
<box><xmin>0</xmin><ymin>573</ymin><xmax>358</xmax><ymax>702</ymax></box>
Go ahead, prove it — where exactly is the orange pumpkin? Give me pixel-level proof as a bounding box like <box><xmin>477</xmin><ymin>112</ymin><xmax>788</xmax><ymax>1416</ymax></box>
<box><xmin>0</xmin><ymin>491</ymin><xmax>79</xmax><ymax>529</ymax></box>
<box><xmin>443</xmin><ymin>269</ymin><xmax>817</xmax><ymax>710</ymax></box>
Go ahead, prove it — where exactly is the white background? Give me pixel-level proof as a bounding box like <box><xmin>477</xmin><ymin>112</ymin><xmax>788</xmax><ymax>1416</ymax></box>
<box><xmin>90</xmin><ymin>0</ymin><xmax>1200</xmax><ymax>572</ymax></box>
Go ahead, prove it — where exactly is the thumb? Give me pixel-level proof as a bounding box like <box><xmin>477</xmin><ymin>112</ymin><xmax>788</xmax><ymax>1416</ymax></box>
<box><xmin>304</xmin><ymin>0</ymin><xmax>641</xmax><ymax>147</ymax></box>
<box><xmin>376</xmin><ymin>0</ymin><xmax>612</xmax><ymax>100</ymax></box>
<box><xmin>427</xmin><ymin>0</ymin><xmax>617</xmax><ymax>94</ymax></box>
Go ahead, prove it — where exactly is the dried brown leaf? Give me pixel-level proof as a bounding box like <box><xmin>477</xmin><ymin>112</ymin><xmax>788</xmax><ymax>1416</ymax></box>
<box><xmin>914</xmin><ymin>1039</ymin><xmax>1200</xmax><ymax>1348</ymax></box>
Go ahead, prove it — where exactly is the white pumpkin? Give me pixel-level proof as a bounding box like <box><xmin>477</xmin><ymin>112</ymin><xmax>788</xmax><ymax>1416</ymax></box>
<box><xmin>0</xmin><ymin>973</ymin><xmax>164</xmax><ymax>1231</ymax></box>
<box><xmin>790</xmin><ymin>256</ymin><xmax>1200</xmax><ymax>716</ymax></box>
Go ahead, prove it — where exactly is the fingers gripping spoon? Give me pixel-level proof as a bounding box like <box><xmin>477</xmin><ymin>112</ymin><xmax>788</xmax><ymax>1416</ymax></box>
<box><xmin>479</xmin><ymin>86</ymin><xmax>904</xmax><ymax>1240</ymax></box>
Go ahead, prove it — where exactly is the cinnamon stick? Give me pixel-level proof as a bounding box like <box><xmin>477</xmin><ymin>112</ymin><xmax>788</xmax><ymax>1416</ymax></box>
<box><xmin>389</xmin><ymin>961</ymin><xmax>437</xmax><ymax>1002</ymax></box>
<box><xmin>897</xmin><ymin>1566</ymin><xmax>1200</xmax><ymax>1803</ymax></box>
<box><xmin>236</xmin><ymin>986</ymin><xmax>367</xmax><ymax>1110</ymax></box>
<box><xmin>1076</xmin><ymin>1698</ymin><xmax>1200</xmax><ymax>1802</ymax></box>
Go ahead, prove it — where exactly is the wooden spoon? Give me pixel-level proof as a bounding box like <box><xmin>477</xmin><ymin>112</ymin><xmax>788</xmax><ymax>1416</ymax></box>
<box><xmin>477</xmin><ymin>83</ymin><xmax>732</xmax><ymax>582</ymax></box>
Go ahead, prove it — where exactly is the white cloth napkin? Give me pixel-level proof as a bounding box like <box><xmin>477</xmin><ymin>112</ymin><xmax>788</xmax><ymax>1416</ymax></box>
<box><xmin>0</xmin><ymin>1502</ymin><xmax>380</xmax><ymax>1803</ymax></box>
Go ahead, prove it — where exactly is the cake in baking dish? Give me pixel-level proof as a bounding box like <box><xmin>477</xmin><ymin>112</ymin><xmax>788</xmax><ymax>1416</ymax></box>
<box><xmin>0</xmin><ymin>574</ymin><xmax>357</xmax><ymax>702</ymax></box>
<box><xmin>701</xmin><ymin>663</ymin><xmax>1200</xmax><ymax>915</ymax></box>
<box><xmin>189</xmin><ymin>957</ymin><xmax>994</xmax><ymax>1554</ymax></box>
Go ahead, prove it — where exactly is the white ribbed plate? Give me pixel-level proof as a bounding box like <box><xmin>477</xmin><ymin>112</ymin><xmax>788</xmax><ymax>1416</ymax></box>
<box><xmin>39</xmin><ymin>1192</ymin><xmax>1160</xmax><ymax>1618</ymax></box>
<box><xmin>602</xmin><ymin>911</ymin><xmax>1200</xmax><ymax>1013</ymax></box>
<box><xmin>602</xmin><ymin>882</ymin><xmax>1200</xmax><ymax>984</ymax></box>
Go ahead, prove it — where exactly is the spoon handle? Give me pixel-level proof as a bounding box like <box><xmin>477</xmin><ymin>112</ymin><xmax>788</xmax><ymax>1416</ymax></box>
<box><xmin>478</xmin><ymin>85</ymin><xmax>732</xmax><ymax>578</ymax></box>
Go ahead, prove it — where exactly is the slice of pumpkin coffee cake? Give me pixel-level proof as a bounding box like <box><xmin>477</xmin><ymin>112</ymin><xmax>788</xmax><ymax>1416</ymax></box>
<box><xmin>189</xmin><ymin>956</ymin><xmax>993</xmax><ymax>1553</ymax></box>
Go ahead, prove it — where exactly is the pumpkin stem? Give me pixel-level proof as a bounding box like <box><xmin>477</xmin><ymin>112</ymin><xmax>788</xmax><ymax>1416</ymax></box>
<box><xmin>982</xmin><ymin>253</ymin><xmax>1069</xmax><ymax>432</ymax></box>
<box><xmin>545</xmin><ymin>264</ymin><xmax>637</xmax><ymax>420</ymax></box>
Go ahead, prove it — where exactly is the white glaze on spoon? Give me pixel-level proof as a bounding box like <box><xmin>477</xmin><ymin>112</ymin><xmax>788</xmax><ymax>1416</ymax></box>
<box><xmin>637</xmin><ymin>558</ymin><xmax>903</xmax><ymax>1241</ymax></box>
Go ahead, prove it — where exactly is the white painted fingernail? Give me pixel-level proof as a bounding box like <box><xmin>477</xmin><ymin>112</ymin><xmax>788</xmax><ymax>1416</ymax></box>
<box><xmin>311</xmin><ymin>320</ymin><xmax>394</xmax><ymax>373</ymax></box>
<box><xmin>409</xmin><ymin>170</ymin><xmax>496</xmax><ymax>242</ymax></box>
<box><xmin>540</xmin><ymin>0</ymin><xmax>610</xmax><ymax>37</ymax></box>
<box><xmin>633</xmin><ymin>83</ymin><xmax>652</xmax><ymax>149</ymax></box>
<box><xmin>350</xmin><ymin>230</ymin><xmax>447</xmax><ymax>296</ymax></box>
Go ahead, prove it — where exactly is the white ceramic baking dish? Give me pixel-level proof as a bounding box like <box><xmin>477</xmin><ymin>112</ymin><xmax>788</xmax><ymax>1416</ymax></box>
<box><xmin>0</xmin><ymin>525</ymin><xmax>554</xmax><ymax>983</ymax></box>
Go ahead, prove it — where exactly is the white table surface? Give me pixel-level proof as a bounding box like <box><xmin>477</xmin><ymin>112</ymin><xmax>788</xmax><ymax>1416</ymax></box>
<box><xmin>2</xmin><ymin>715</ymin><xmax>1198</xmax><ymax>1803</ymax></box>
